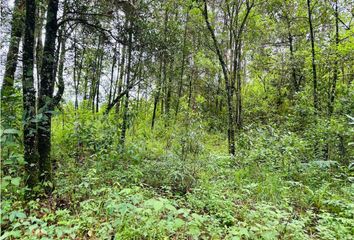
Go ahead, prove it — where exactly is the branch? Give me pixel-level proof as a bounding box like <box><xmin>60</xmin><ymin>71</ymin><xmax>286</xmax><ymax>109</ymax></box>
<box><xmin>104</xmin><ymin>79</ymin><xmax>142</xmax><ymax>114</ymax></box>
<box><xmin>202</xmin><ymin>0</ymin><xmax>229</xmax><ymax>82</ymax></box>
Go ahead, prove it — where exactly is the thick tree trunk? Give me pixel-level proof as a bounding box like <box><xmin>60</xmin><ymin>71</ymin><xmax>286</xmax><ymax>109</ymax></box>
<box><xmin>38</xmin><ymin>0</ymin><xmax>59</xmax><ymax>187</ymax></box>
<box><xmin>22</xmin><ymin>0</ymin><xmax>39</xmax><ymax>189</ymax></box>
<box><xmin>1</xmin><ymin>0</ymin><xmax>24</xmax><ymax>99</ymax></box>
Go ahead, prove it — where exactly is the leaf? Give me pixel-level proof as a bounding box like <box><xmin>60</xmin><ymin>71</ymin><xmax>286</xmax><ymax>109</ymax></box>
<box><xmin>144</xmin><ymin>198</ymin><xmax>164</xmax><ymax>211</ymax></box>
<box><xmin>15</xmin><ymin>211</ymin><xmax>26</xmax><ymax>219</ymax></box>
<box><xmin>11</xmin><ymin>177</ymin><xmax>21</xmax><ymax>186</ymax></box>
<box><xmin>3</xmin><ymin>129</ymin><xmax>20</xmax><ymax>135</ymax></box>
<box><xmin>173</xmin><ymin>218</ymin><xmax>185</xmax><ymax>229</ymax></box>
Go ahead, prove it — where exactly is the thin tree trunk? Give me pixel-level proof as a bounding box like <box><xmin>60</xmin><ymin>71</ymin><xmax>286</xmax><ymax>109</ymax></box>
<box><xmin>35</xmin><ymin>3</ymin><xmax>45</xmax><ymax>87</ymax></box>
<box><xmin>235</xmin><ymin>41</ymin><xmax>242</xmax><ymax>130</ymax></box>
<box><xmin>1</xmin><ymin>0</ymin><xmax>24</xmax><ymax>99</ymax></box>
<box><xmin>119</xmin><ymin>22</ymin><xmax>133</xmax><ymax>148</ymax></box>
<box><xmin>108</xmin><ymin>43</ymin><xmax>118</xmax><ymax>105</ymax></box>
<box><xmin>175</xmin><ymin>9</ymin><xmax>190</xmax><ymax>117</ymax></box>
<box><xmin>96</xmin><ymin>51</ymin><xmax>103</xmax><ymax>113</ymax></box>
<box><xmin>203</xmin><ymin>0</ymin><xmax>235</xmax><ymax>155</ymax></box>
<box><xmin>151</xmin><ymin>58</ymin><xmax>163</xmax><ymax>129</ymax></box>
<box><xmin>115</xmin><ymin>44</ymin><xmax>127</xmax><ymax>113</ymax></box>
<box><xmin>83</xmin><ymin>75</ymin><xmax>88</xmax><ymax>101</ymax></box>
<box><xmin>286</xmin><ymin>16</ymin><xmax>299</xmax><ymax>93</ymax></box>
<box><xmin>76</xmin><ymin>47</ymin><xmax>85</xmax><ymax>108</ymax></box>
<box><xmin>325</xmin><ymin>0</ymin><xmax>340</xmax><ymax>160</ymax></box>
<box><xmin>307</xmin><ymin>0</ymin><xmax>318</xmax><ymax>113</ymax></box>
<box><xmin>328</xmin><ymin>0</ymin><xmax>339</xmax><ymax>116</ymax></box>
<box><xmin>188</xmin><ymin>69</ymin><xmax>193</xmax><ymax>108</ymax></box>
<box><xmin>73</xmin><ymin>34</ymin><xmax>78</xmax><ymax>110</ymax></box>
<box><xmin>165</xmin><ymin>58</ymin><xmax>174</xmax><ymax>118</ymax></box>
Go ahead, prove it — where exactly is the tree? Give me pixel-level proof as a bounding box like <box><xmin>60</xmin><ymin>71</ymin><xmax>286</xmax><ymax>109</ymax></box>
<box><xmin>307</xmin><ymin>0</ymin><xmax>318</xmax><ymax>113</ymax></box>
<box><xmin>22</xmin><ymin>0</ymin><xmax>39</xmax><ymax>189</ymax></box>
<box><xmin>202</xmin><ymin>0</ymin><xmax>235</xmax><ymax>155</ymax></box>
<box><xmin>119</xmin><ymin>19</ymin><xmax>133</xmax><ymax>148</ymax></box>
<box><xmin>37</xmin><ymin>0</ymin><xmax>63</xmax><ymax>187</ymax></box>
<box><xmin>1</xmin><ymin>0</ymin><xmax>24</xmax><ymax>99</ymax></box>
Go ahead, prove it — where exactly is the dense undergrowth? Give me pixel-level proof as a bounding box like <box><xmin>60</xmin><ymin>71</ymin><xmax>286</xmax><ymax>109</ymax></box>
<box><xmin>1</xmin><ymin>101</ymin><xmax>354</xmax><ymax>239</ymax></box>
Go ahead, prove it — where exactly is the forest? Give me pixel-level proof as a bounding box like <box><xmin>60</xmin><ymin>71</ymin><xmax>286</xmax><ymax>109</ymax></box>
<box><xmin>0</xmin><ymin>0</ymin><xmax>353</xmax><ymax>239</ymax></box>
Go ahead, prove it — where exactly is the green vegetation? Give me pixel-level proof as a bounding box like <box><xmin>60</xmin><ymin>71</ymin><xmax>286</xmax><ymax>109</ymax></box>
<box><xmin>1</xmin><ymin>0</ymin><xmax>353</xmax><ymax>239</ymax></box>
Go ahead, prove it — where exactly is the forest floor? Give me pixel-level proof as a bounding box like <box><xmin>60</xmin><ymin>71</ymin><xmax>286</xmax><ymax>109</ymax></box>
<box><xmin>2</xmin><ymin>109</ymin><xmax>354</xmax><ymax>239</ymax></box>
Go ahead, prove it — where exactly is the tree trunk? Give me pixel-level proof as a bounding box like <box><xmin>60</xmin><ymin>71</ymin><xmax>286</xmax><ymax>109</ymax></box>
<box><xmin>203</xmin><ymin>0</ymin><xmax>235</xmax><ymax>155</ymax></box>
<box><xmin>76</xmin><ymin>47</ymin><xmax>85</xmax><ymax>109</ymax></box>
<box><xmin>73</xmin><ymin>35</ymin><xmax>78</xmax><ymax>110</ymax></box>
<box><xmin>175</xmin><ymin>10</ymin><xmax>189</xmax><ymax>117</ymax></box>
<box><xmin>151</xmin><ymin>58</ymin><xmax>163</xmax><ymax>129</ymax></box>
<box><xmin>119</xmin><ymin>22</ymin><xmax>133</xmax><ymax>149</ymax></box>
<box><xmin>96</xmin><ymin>51</ymin><xmax>103</xmax><ymax>113</ymax></box>
<box><xmin>286</xmin><ymin>16</ymin><xmax>299</xmax><ymax>93</ymax></box>
<box><xmin>22</xmin><ymin>0</ymin><xmax>39</xmax><ymax>189</ymax></box>
<box><xmin>38</xmin><ymin>0</ymin><xmax>59</xmax><ymax>187</ymax></box>
<box><xmin>307</xmin><ymin>0</ymin><xmax>318</xmax><ymax>113</ymax></box>
<box><xmin>328</xmin><ymin>0</ymin><xmax>339</xmax><ymax>116</ymax></box>
<box><xmin>115</xmin><ymin>44</ymin><xmax>127</xmax><ymax>113</ymax></box>
<box><xmin>1</xmin><ymin>0</ymin><xmax>24</xmax><ymax>99</ymax></box>
<box><xmin>35</xmin><ymin>2</ymin><xmax>45</xmax><ymax>86</ymax></box>
<box><xmin>235</xmin><ymin>41</ymin><xmax>242</xmax><ymax>130</ymax></box>
<box><xmin>108</xmin><ymin>43</ymin><xmax>118</xmax><ymax>105</ymax></box>
<box><xmin>165</xmin><ymin>58</ymin><xmax>174</xmax><ymax>118</ymax></box>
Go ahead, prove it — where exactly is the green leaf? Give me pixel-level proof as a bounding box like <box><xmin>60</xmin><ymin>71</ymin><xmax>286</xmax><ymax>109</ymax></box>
<box><xmin>3</xmin><ymin>129</ymin><xmax>20</xmax><ymax>135</ymax></box>
<box><xmin>11</xmin><ymin>177</ymin><xmax>21</xmax><ymax>186</ymax></box>
<box><xmin>144</xmin><ymin>198</ymin><xmax>164</xmax><ymax>211</ymax></box>
<box><xmin>15</xmin><ymin>211</ymin><xmax>26</xmax><ymax>219</ymax></box>
<box><xmin>173</xmin><ymin>218</ymin><xmax>185</xmax><ymax>229</ymax></box>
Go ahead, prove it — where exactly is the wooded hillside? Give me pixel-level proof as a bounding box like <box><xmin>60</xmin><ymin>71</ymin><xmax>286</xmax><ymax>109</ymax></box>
<box><xmin>1</xmin><ymin>0</ymin><xmax>353</xmax><ymax>239</ymax></box>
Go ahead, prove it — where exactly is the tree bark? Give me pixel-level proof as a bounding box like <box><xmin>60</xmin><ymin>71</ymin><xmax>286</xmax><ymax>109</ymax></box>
<box><xmin>285</xmin><ymin>15</ymin><xmax>299</xmax><ymax>93</ymax></box>
<box><xmin>22</xmin><ymin>0</ymin><xmax>39</xmax><ymax>189</ymax></box>
<box><xmin>38</xmin><ymin>0</ymin><xmax>59</xmax><ymax>187</ymax></box>
<box><xmin>114</xmin><ymin>44</ymin><xmax>127</xmax><ymax>113</ymax></box>
<box><xmin>119</xmin><ymin>21</ymin><xmax>133</xmax><ymax>149</ymax></box>
<box><xmin>35</xmin><ymin>2</ymin><xmax>45</xmax><ymax>86</ymax></box>
<box><xmin>203</xmin><ymin>0</ymin><xmax>235</xmax><ymax>155</ymax></box>
<box><xmin>1</xmin><ymin>0</ymin><xmax>24</xmax><ymax>94</ymax></box>
<box><xmin>307</xmin><ymin>0</ymin><xmax>318</xmax><ymax>113</ymax></box>
<box><xmin>165</xmin><ymin>58</ymin><xmax>174</xmax><ymax>118</ymax></box>
<box><xmin>151</xmin><ymin>58</ymin><xmax>163</xmax><ymax>129</ymax></box>
<box><xmin>328</xmin><ymin>0</ymin><xmax>339</xmax><ymax>116</ymax></box>
<box><xmin>108</xmin><ymin>43</ymin><xmax>118</xmax><ymax>105</ymax></box>
<box><xmin>175</xmin><ymin>10</ymin><xmax>190</xmax><ymax>117</ymax></box>
<box><xmin>235</xmin><ymin>41</ymin><xmax>242</xmax><ymax>130</ymax></box>
<box><xmin>1</xmin><ymin>0</ymin><xmax>24</xmax><ymax>99</ymax></box>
